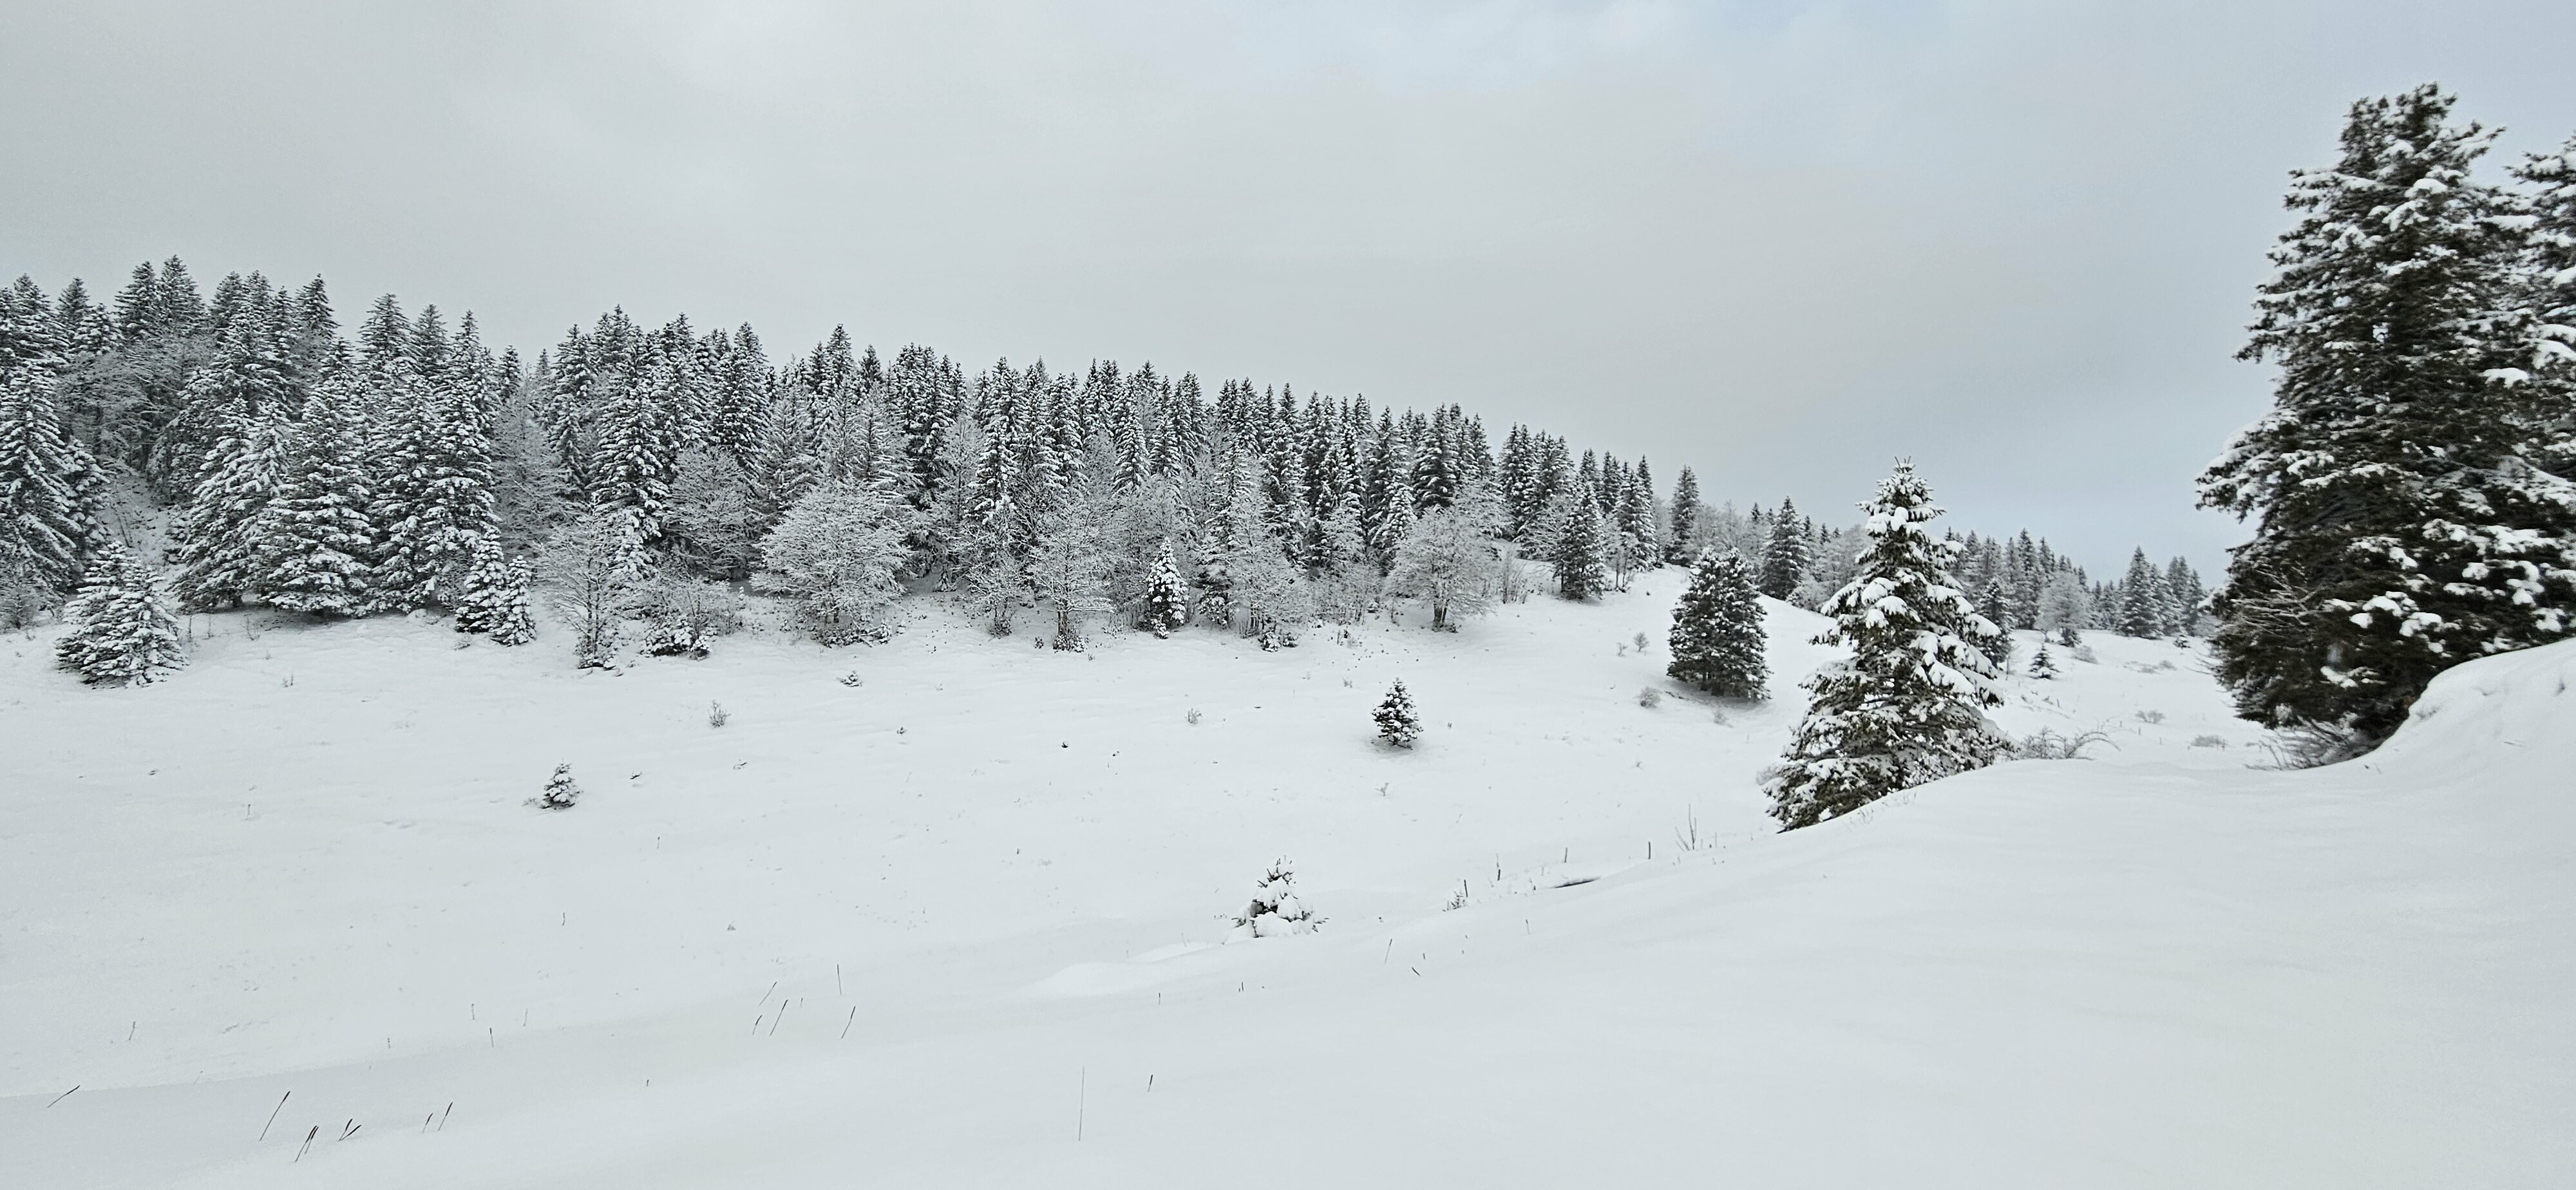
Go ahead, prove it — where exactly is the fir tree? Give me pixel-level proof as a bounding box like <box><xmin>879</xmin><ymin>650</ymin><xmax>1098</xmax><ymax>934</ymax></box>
<box><xmin>171</xmin><ymin>411</ymin><xmax>288</xmax><ymax>610</ymax></box>
<box><xmin>453</xmin><ymin>538</ymin><xmax>534</xmax><ymax>641</ymax></box>
<box><xmin>2199</xmin><ymin>85</ymin><xmax>2576</xmax><ymax>742</ymax></box>
<box><xmin>1762</xmin><ymin>462</ymin><xmax>2007</xmax><ymax>830</ymax></box>
<box><xmin>1759</xmin><ymin>497</ymin><xmax>1811</xmax><ymax>600</ymax></box>
<box><xmin>1666</xmin><ymin>549</ymin><xmax>1767</xmax><ymax>699</ymax></box>
<box><xmin>54</xmin><ymin>543</ymin><xmax>186</xmax><ymax>686</ymax></box>
<box><xmin>2028</xmin><ymin>642</ymin><xmax>2057</xmax><ymax>679</ymax></box>
<box><xmin>1974</xmin><ymin>583</ymin><xmax>2016</xmax><ymax>666</ymax></box>
<box><xmin>1140</xmin><ymin>538</ymin><xmax>1188</xmax><ymax>636</ymax></box>
<box><xmin>2116</xmin><ymin>547</ymin><xmax>2173</xmax><ymax>638</ymax></box>
<box><xmin>535</xmin><ymin>763</ymin><xmax>580</xmax><ymax>810</ymax></box>
<box><xmin>1229</xmin><ymin>858</ymin><xmax>1321</xmax><ymax>940</ymax></box>
<box><xmin>1665</xmin><ymin>465</ymin><xmax>1701</xmax><ymax>563</ymax></box>
<box><xmin>1548</xmin><ymin>485</ymin><xmax>1609</xmax><ymax>601</ymax></box>
<box><xmin>1374</xmin><ymin>679</ymin><xmax>1421</xmax><ymax>748</ymax></box>
<box><xmin>0</xmin><ymin>368</ymin><xmax>100</xmax><ymax>591</ymax></box>
<box><xmin>252</xmin><ymin>381</ymin><xmax>375</xmax><ymax>616</ymax></box>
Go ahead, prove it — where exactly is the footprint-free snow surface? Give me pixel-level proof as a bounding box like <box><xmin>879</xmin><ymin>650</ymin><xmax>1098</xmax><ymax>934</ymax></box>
<box><xmin>5</xmin><ymin>571</ymin><xmax>2571</xmax><ymax>1187</ymax></box>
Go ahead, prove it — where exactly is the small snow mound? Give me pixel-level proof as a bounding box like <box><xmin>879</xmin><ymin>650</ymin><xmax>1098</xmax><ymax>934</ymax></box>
<box><xmin>2371</xmin><ymin>638</ymin><xmax>2576</xmax><ymax>779</ymax></box>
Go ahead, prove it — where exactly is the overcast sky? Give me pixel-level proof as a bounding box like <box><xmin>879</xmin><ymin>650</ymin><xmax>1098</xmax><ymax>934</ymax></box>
<box><xmin>6</xmin><ymin>1</ymin><xmax>2571</xmax><ymax>570</ymax></box>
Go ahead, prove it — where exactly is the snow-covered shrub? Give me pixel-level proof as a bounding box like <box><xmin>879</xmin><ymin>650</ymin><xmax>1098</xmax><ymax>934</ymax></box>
<box><xmin>1227</xmin><ymin>536</ymin><xmax>1311</xmax><ymax>650</ymax></box>
<box><xmin>2011</xmin><ymin>727</ymin><xmax>2112</xmax><ymax>761</ymax></box>
<box><xmin>1028</xmin><ymin>506</ymin><xmax>1113</xmax><ymax>651</ymax></box>
<box><xmin>1637</xmin><ymin>686</ymin><xmax>1663</xmax><ymax>708</ymax></box>
<box><xmin>1385</xmin><ymin>499</ymin><xmax>1504</xmax><ymax>631</ymax></box>
<box><xmin>661</xmin><ymin>447</ymin><xmax>764</xmax><ymax>580</ymax></box>
<box><xmin>540</xmin><ymin>513</ymin><xmax>640</xmax><ymax>668</ymax></box>
<box><xmin>1375</xmin><ymin>680</ymin><xmax>1421</xmax><ymax>748</ymax></box>
<box><xmin>2190</xmin><ymin>734</ymin><xmax>2228</xmax><ymax>749</ymax></box>
<box><xmin>708</xmin><ymin>701</ymin><xmax>729</xmax><ymax>728</ymax></box>
<box><xmin>0</xmin><ymin>559</ymin><xmax>53</xmax><ymax>628</ymax></box>
<box><xmin>757</xmin><ymin>483</ymin><xmax>905</xmax><ymax>647</ymax></box>
<box><xmin>1229</xmin><ymin>858</ymin><xmax>1321</xmax><ymax>940</ymax></box>
<box><xmin>535</xmin><ymin>763</ymin><xmax>580</xmax><ymax>809</ymax></box>
<box><xmin>2136</xmin><ymin>709</ymin><xmax>2166</xmax><ymax>724</ymax></box>
<box><xmin>53</xmin><ymin>544</ymin><xmax>186</xmax><ymax>686</ymax></box>
<box><xmin>636</xmin><ymin>568</ymin><xmax>744</xmax><ymax>658</ymax></box>
<box><xmin>1186</xmin><ymin>707</ymin><xmax>1202</xmax><ymax>725</ymax></box>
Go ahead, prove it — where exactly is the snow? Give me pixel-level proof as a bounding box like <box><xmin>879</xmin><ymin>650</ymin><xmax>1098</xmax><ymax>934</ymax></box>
<box><xmin>5</xmin><ymin>572</ymin><xmax>2571</xmax><ymax>1187</ymax></box>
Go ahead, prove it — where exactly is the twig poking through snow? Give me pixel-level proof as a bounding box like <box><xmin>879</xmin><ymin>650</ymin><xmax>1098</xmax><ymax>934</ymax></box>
<box><xmin>45</xmin><ymin>1085</ymin><xmax>78</xmax><ymax>1108</ymax></box>
<box><xmin>259</xmin><ymin>1090</ymin><xmax>290</xmax><ymax>1140</ymax></box>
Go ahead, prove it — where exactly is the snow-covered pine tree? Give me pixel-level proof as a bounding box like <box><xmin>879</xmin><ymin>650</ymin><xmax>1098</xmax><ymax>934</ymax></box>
<box><xmin>1666</xmin><ymin>549</ymin><xmax>1767</xmax><ymax>699</ymax></box>
<box><xmin>2164</xmin><ymin>557</ymin><xmax>2207</xmax><ymax>635</ymax></box>
<box><xmin>1548</xmin><ymin>484</ymin><xmax>1609</xmax><ymax>601</ymax></box>
<box><xmin>2116</xmin><ymin>548</ymin><xmax>2173</xmax><ymax>638</ymax></box>
<box><xmin>54</xmin><ymin>543</ymin><xmax>185</xmax><ymax>686</ymax></box>
<box><xmin>1974</xmin><ymin>583</ymin><xmax>2016</xmax><ymax>666</ymax></box>
<box><xmin>1229</xmin><ymin>858</ymin><xmax>1321</xmax><ymax>940</ymax></box>
<box><xmin>1140</xmin><ymin>538</ymin><xmax>1188</xmax><ymax>636</ymax></box>
<box><xmin>2028</xmin><ymin>641</ymin><xmax>2057</xmax><ymax>679</ymax></box>
<box><xmin>535</xmin><ymin>763</ymin><xmax>580</xmax><ymax>810</ymax></box>
<box><xmin>2513</xmin><ymin>133</ymin><xmax>2576</xmax><ymax>477</ymax></box>
<box><xmin>1374</xmin><ymin>679</ymin><xmax>1421</xmax><ymax>748</ymax></box>
<box><xmin>1665</xmin><ymin>465</ymin><xmax>1701</xmax><ymax>563</ymax></box>
<box><xmin>2201</xmin><ymin>85</ymin><xmax>2576</xmax><ymax>743</ymax></box>
<box><xmin>1759</xmin><ymin>497</ymin><xmax>1810</xmax><ymax>600</ymax></box>
<box><xmin>0</xmin><ymin>366</ymin><xmax>100</xmax><ymax>592</ymax></box>
<box><xmin>453</xmin><ymin>538</ymin><xmax>517</xmax><ymax>637</ymax></box>
<box><xmin>1761</xmin><ymin>462</ymin><xmax>2007</xmax><ymax>830</ymax></box>
<box><xmin>171</xmin><ymin>410</ymin><xmax>289</xmax><ymax>610</ymax></box>
<box><xmin>252</xmin><ymin>380</ymin><xmax>375</xmax><ymax>616</ymax></box>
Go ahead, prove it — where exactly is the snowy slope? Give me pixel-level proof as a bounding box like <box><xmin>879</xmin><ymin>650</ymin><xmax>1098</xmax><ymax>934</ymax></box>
<box><xmin>5</xmin><ymin>574</ymin><xmax>2570</xmax><ymax>1188</ymax></box>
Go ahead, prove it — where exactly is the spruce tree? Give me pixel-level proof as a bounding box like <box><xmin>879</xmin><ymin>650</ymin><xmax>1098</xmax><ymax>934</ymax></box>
<box><xmin>1141</xmin><ymin>538</ymin><xmax>1188</xmax><ymax>636</ymax></box>
<box><xmin>1761</xmin><ymin>462</ymin><xmax>2006</xmax><ymax>829</ymax></box>
<box><xmin>252</xmin><ymin>382</ymin><xmax>375</xmax><ymax>616</ymax></box>
<box><xmin>1374</xmin><ymin>680</ymin><xmax>1421</xmax><ymax>748</ymax></box>
<box><xmin>1549</xmin><ymin>485</ymin><xmax>1609</xmax><ymax>601</ymax></box>
<box><xmin>2116</xmin><ymin>547</ymin><xmax>2173</xmax><ymax>638</ymax></box>
<box><xmin>2028</xmin><ymin>641</ymin><xmax>2057</xmax><ymax>679</ymax></box>
<box><xmin>2199</xmin><ymin>85</ymin><xmax>2576</xmax><ymax>741</ymax></box>
<box><xmin>1974</xmin><ymin>583</ymin><xmax>2016</xmax><ymax>666</ymax></box>
<box><xmin>536</xmin><ymin>763</ymin><xmax>580</xmax><ymax>810</ymax></box>
<box><xmin>1666</xmin><ymin>549</ymin><xmax>1767</xmax><ymax>699</ymax></box>
<box><xmin>1230</xmin><ymin>858</ymin><xmax>1322</xmax><ymax>939</ymax></box>
<box><xmin>172</xmin><ymin>411</ymin><xmax>288</xmax><ymax>610</ymax></box>
<box><xmin>454</xmin><ymin>538</ymin><xmax>536</xmax><ymax>645</ymax></box>
<box><xmin>0</xmin><ymin>368</ymin><xmax>100</xmax><ymax>591</ymax></box>
<box><xmin>54</xmin><ymin>544</ymin><xmax>186</xmax><ymax>686</ymax></box>
<box><xmin>1665</xmin><ymin>466</ymin><xmax>1701</xmax><ymax>563</ymax></box>
<box><xmin>1759</xmin><ymin>497</ymin><xmax>1810</xmax><ymax>600</ymax></box>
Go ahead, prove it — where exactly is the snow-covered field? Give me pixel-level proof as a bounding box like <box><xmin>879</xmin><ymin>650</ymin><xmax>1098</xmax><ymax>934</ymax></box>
<box><xmin>5</xmin><ymin>572</ymin><xmax>2570</xmax><ymax>1187</ymax></box>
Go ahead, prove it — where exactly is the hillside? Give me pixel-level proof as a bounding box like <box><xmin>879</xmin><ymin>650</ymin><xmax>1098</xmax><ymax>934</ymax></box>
<box><xmin>5</xmin><ymin>574</ymin><xmax>2568</xmax><ymax>1188</ymax></box>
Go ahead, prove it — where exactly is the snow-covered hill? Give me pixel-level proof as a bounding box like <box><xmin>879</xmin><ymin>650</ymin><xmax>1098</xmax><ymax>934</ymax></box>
<box><xmin>5</xmin><ymin>574</ymin><xmax>2568</xmax><ymax>1187</ymax></box>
